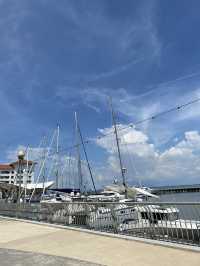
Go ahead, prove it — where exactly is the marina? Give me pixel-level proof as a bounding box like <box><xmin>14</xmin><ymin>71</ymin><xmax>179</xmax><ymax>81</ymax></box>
<box><xmin>0</xmin><ymin>216</ymin><xmax>199</xmax><ymax>266</ymax></box>
<box><xmin>1</xmin><ymin>1</ymin><xmax>200</xmax><ymax>265</ymax></box>
<box><xmin>0</xmin><ymin>200</ymin><xmax>200</xmax><ymax>247</ymax></box>
<box><xmin>0</xmin><ymin>102</ymin><xmax>200</xmax><ymax>249</ymax></box>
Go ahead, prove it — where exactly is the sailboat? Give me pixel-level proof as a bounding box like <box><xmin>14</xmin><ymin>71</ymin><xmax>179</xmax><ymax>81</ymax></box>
<box><xmin>86</xmin><ymin>98</ymin><xmax>179</xmax><ymax>230</ymax></box>
<box><xmin>105</xmin><ymin>184</ymin><xmax>159</xmax><ymax>201</ymax></box>
<box><xmin>86</xmin><ymin>100</ymin><xmax>200</xmax><ymax>242</ymax></box>
<box><xmin>98</xmin><ymin>97</ymin><xmax>158</xmax><ymax>201</ymax></box>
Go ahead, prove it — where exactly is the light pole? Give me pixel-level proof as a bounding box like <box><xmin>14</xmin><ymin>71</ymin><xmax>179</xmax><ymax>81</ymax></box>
<box><xmin>122</xmin><ymin>167</ymin><xmax>127</xmax><ymax>198</ymax></box>
<box><xmin>17</xmin><ymin>150</ymin><xmax>25</xmax><ymax>203</ymax></box>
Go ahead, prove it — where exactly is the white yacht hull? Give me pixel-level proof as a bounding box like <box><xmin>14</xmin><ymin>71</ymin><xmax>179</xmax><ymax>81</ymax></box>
<box><xmin>119</xmin><ymin>219</ymin><xmax>200</xmax><ymax>242</ymax></box>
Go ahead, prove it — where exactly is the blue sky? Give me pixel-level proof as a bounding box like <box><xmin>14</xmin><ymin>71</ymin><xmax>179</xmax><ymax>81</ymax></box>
<box><xmin>1</xmin><ymin>0</ymin><xmax>200</xmax><ymax>187</ymax></box>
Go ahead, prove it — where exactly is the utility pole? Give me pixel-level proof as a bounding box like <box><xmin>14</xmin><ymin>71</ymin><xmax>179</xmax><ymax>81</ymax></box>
<box><xmin>109</xmin><ymin>97</ymin><xmax>127</xmax><ymax>198</ymax></box>
<box><xmin>17</xmin><ymin>150</ymin><xmax>25</xmax><ymax>203</ymax></box>
<box><xmin>75</xmin><ymin>112</ymin><xmax>83</xmax><ymax>194</ymax></box>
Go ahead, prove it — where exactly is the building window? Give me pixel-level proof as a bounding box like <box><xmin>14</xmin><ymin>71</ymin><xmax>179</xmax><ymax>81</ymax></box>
<box><xmin>0</xmin><ymin>171</ymin><xmax>10</xmax><ymax>174</ymax></box>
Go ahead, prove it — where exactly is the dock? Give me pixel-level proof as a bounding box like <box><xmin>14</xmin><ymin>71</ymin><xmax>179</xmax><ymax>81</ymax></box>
<box><xmin>0</xmin><ymin>217</ymin><xmax>199</xmax><ymax>266</ymax></box>
<box><xmin>151</xmin><ymin>184</ymin><xmax>200</xmax><ymax>194</ymax></box>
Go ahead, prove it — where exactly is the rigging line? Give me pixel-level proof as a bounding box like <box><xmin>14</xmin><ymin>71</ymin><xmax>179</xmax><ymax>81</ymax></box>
<box><xmin>121</xmin><ymin>135</ymin><xmax>138</xmax><ymax>183</ymax></box>
<box><xmin>45</xmin><ymin>130</ymin><xmax>61</xmax><ymax>182</ymax></box>
<box><xmin>21</xmin><ymin>96</ymin><xmax>200</xmax><ymax>163</ymax></box>
<box><xmin>91</xmin><ymin>96</ymin><xmax>200</xmax><ymax>141</ymax></box>
<box><xmin>55</xmin><ymin>124</ymin><xmax>60</xmax><ymax>188</ymax></box>
<box><xmin>41</xmin><ymin>136</ymin><xmax>49</xmax><ymax>198</ymax></box>
<box><xmin>29</xmin><ymin>129</ymin><xmax>57</xmax><ymax>202</ymax></box>
<box><xmin>27</xmin><ymin>135</ymin><xmax>47</xmax><ymax>180</ymax></box>
<box><xmin>78</xmin><ymin>123</ymin><xmax>97</xmax><ymax>194</ymax></box>
<box><xmin>139</xmin><ymin>71</ymin><xmax>200</xmax><ymax>100</ymax></box>
<box><xmin>71</xmin><ymin>151</ymin><xmax>76</xmax><ymax>190</ymax></box>
<box><xmin>121</xmin><ymin>135</ymin><xmax>144</xmax><ymax>187</ymax></box>
<box><xmin>135</xmin><ymin>97</ymin><xmax>200</xmax><ymax>125</ymax></box>
<box><xmin>46</xmin><ymin>153</ymin><xmax>57</xmax><ymax>183</ymax></box>
<box><xmin>59</xmin><ymin>156</ymin><xmax>68</xmax><ymax>188</ymax></box>
<box><xmin>52</xmin><ymin>95</ymin><xmax>200</xmax><ymax>154</ymax></box>
<box><xmin>75</xmin><ymin>112</ymin><xmax>83</xmax><ymax>193</ymax></box>
<box><xmin>109</xmin><ymin>96</ymin><xmax>127</xmax><ymax>195</ymax></box>
<box><xmin>67</xmin><ymin>152</ymin><xmax>72</xmax><ymax>188</ymax></box>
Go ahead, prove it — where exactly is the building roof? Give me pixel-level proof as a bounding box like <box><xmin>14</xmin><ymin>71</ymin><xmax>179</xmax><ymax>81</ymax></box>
<box><xmin>10</xmin><ymin>160</ymin><xmax>36</xmax><ymax>166</ymax></box>
<box><xmin>0</xmin><ymin>160</ymin><xmax>36</xmax><ymax>171</ymax></box>
<box><xmin>0</xmin><ymin>164</ymin><xmax>14</xmax><ymax>170</ymax></box>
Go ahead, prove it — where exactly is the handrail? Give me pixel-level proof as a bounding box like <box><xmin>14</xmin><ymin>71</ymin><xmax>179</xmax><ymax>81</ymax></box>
<box><xmin>0</xmin><ymin>201</ymin><xmax>200</xmax><ymax>246</ymax></box>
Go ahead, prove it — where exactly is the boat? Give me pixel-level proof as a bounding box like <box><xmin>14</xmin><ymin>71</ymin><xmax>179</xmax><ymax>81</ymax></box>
<box><xmin>87</xmin><ymin>204</ymin><xmax>176</xmax><ymax>228</ymax></box>
<box><xmin>118</xmin><ymin>205</ymin><xmax>200</xmax><ymax>242</ymax></box>
<box><xmin>87</xmin><ymin>190</ymin><xmax>124</xmax><ymax>202</ymax></box>
<box><xmin>86</xmin><ymin>202</ymin><xmax>200</xmax><ymax>242</ymax></box>
<box><xmin>87</xmin><ymin>204</ymin><xmax>136</xmax><ymax>229</ymax></box>
<box><xmin>40</xmin><ymin>191</ymin><xmax>72</xmax><ymax>203</ymax></box>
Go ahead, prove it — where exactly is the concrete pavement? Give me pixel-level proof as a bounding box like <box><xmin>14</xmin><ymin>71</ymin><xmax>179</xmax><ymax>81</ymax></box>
<box><xmin>0</xmin><ymin>249</ymin><xmax>102</xmax><ymax>266</ymax></box>
<box><xmin>0</xmin><ymin>218</ymin><xmax>199</xmax><ymax>266</ymax></box>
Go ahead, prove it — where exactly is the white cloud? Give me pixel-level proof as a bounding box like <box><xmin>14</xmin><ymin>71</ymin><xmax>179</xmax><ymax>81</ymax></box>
<box><xmin>94</xmin><ymin>126</ymin><xmax>200</xmax><ymax>186</ymax></box>
<box><xmin>7</xmin><ymin>128</ymin><xmax>200</xmax><ymax>188</ymax></box>
<box><xmin>78</xmin><ymin>82</ymin><xmax>200</xmax><ymax>148</ymax></box>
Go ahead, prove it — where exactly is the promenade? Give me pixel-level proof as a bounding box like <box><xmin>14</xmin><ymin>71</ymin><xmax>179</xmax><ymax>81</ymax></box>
<box><xmin>0</xmin><ymin>218</ymin><xmax>199</xmax><ymax>266</ymax></box>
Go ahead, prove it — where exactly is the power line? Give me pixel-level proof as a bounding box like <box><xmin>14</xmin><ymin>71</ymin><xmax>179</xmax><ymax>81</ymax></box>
<box><xmin>29</xmin><ymin>96</ymin><xmax>200</xmax><ymax>160</ymax></box>
<box><xmin>88</xmin><ymin>96</ymin><xmax>200</xmax><ymax>142</ymax></box>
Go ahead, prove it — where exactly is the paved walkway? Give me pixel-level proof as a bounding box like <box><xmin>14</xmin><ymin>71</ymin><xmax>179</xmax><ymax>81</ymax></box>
<box><xmin>0</xmin><ymin>218</ymin><xmax>199</xmax><ymax>266</ymax></box>
<box><xmin>0</xmin><ymin>249</ymin><xmax>102</xmax><ymax>266</ymax></box>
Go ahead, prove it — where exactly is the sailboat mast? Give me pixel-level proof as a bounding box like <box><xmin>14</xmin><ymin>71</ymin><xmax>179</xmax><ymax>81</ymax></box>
<box><xmin>75</xmin><ymin>112</ymin><xmax>83</xmax><ymax>194</ymax></box>
<box><xmin>25</xmin><ymin>146</ymin><xmax>29</xmax><ymax>201</ymax></box>
<box><xmin>109</xmin><ymin>97</ymin><xmax>127</xmax><ymax>198</ymax></box>
<box><xmin>78</xmin><ymin>124</ymin><xmax>97</xmax><ymax>194</ymax></box>
<box><xmin>55</xmin><ymin>124</ymin><xmax>60</xmax><ymax>188</ymax></box>
<box><xmin>42</xmin><ymin>136</ymin><xmax>47</xmax><ymax>199</ymax></box>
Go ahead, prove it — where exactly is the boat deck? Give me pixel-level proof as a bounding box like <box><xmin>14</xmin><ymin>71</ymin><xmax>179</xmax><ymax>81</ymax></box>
<box><xmin>0</xmin><ymin>218</ymin><xmax>199</xmax><ymax>266</ymax></box>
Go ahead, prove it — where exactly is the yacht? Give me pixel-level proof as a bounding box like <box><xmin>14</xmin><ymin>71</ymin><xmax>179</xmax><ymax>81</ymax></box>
<box><xmin>87</xmin><ymin>190</ymin><xmax>124</xmax><ymax>202</ymax></box>
<box><xmin>87</xmin><ymin>204</ymin><xmax>200</xmax><ymax>242</ymax></box>
<box><xmin>40</xmin><ymin>192</ymin><xmax>72</xmax><ymax>203</ymax></box>
<box><xmin>118</xmin><ymin>205</ymin><xmax>200</xmax><ymax>242</ymax></box>
<box><xmin>87</xmin><ymin>204</ymin><xmax>176</xmax><ymax>229</ymax></box>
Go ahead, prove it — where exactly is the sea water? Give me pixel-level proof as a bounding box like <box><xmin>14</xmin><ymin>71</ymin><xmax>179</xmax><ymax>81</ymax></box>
<box><xmin>150</xmin><ymin>192</ymin><xmax>200</xmax><ymax>220</ymax></box>
<box><xmin>158</xmin><ymin>191</ymin><xmax>200</xmax><ymax>202</ymax></box>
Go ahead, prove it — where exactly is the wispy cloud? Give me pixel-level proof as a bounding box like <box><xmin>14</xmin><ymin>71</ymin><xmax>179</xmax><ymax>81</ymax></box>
<box><xmin>71</xmin><ymin>78</ymin><xmax>200</xmax><ymax>147</ymax></box>
<box><xmin>51</xmin><ymin>0</ymin><xmax>161</xmax><ymax>82</ymax></box>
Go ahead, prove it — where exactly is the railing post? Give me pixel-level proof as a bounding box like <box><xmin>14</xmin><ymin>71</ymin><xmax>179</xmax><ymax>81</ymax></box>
<box><xmin>110</xmin><ymin>204</ymin><xmax>118</xmax><ymax>234</ymax></box>
<box><xmin>16</xmin><ymin>202</ymin><xmax>20</xmax><ymax>219</ymax></box>
<box><xmin>0</xmin><ymin>201</ymin><xmax>200</xmax><ymax>247</ymax></box>
<box><xmin>85</xmin><ymin>203</ymin><xmax>90</xmax><ymax>228</ymax></box>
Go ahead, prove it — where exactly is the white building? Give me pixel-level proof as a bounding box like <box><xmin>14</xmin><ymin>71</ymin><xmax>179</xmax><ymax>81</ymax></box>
<box><xmin>0</xmin><ymin>160</ymin><xmax>36</xmax><ymax>185</ymax></box>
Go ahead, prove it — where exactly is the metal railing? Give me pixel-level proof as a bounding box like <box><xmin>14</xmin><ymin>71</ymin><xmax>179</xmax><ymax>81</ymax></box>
<box><xmin>0</xmin><ymin>201</ymin><xmax>200</xmax><ymax>246</ymax></box>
